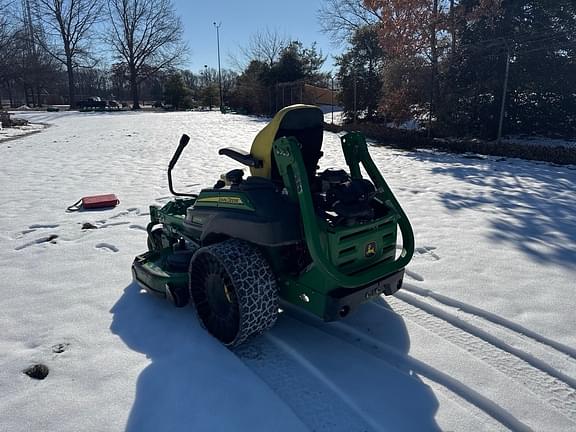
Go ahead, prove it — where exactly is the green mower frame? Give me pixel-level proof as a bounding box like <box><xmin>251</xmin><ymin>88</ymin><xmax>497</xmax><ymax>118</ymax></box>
<box><xmin>132</xmin><ymin>104</ymin><xmax>414</xmax><ymax>346</ymax></box>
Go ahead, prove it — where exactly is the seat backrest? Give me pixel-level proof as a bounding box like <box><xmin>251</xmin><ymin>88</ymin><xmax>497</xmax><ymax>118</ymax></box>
<box><xmin>250</xmin><ymin>104</ymin><xmax>324</xmax><ymax>181</ymax></box>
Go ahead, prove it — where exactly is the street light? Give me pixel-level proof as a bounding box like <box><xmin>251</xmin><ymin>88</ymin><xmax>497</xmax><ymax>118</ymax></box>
<box><xmin>213</xmin><ymin>22</ymin><xmax>223</xmax><ymax>110</ymax></box>
<box><xmin>204</xmin><ymin>64</ymin><xmax>212</xmax><ymax>111</ymax></box>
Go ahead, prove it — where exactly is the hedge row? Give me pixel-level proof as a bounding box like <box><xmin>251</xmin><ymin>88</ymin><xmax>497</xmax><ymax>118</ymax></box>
<box><xmin>324</xmin><ymin>122</ymin><xmax>576</xmax><ymax>166</ymax></box>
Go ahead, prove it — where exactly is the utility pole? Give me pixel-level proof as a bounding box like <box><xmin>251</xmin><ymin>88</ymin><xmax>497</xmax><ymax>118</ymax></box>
<box><xmin>428</xmin><ymin>0</ymin><xmax>439</xmax><ymax>138</ymax></box>
<box><xmin>213</xmin><ymin>22</ymin><xmax>223</xmax><ymax>110</ymax></box>
<box><xmin>353</xmin><ymin>68</ymin><xmax>357</xmax><ymax>124</ymax></box>
<box><xmin>497</xmin><ymin>42</ymin><xmax>511</xmax><ymax>144</ymax></box>
<box><xmin>449</xmin><ymin>0</ymin><xmax>456</xmax><ymax>59</ymax></box>
<box><xmin>331</xmin><ymin>74</ymin><xmax>335</xmax><ymax>125</ymax></box>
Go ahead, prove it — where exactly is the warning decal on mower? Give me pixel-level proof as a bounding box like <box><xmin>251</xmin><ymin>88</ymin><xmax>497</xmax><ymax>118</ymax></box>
<box><xmin>195</xmin><ymin>195</ymin><xmax>254</xmax><ymax>211</ymax></box>
<box><xmin>219</xmin><ymin>196</ymin><xmax>243</xmax><ymax>205</ymax></box>
<box><xmin>197</xmin><ymin>196</ymin><xmax>243</xmax><ymax>205</ymax></box>
<box><xmin>365</xmin><ymin>241</ymin><xmax>377</xmax><ymax>258</ymax></box>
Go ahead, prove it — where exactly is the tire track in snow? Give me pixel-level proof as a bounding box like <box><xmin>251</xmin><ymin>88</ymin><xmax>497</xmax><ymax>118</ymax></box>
<box><xmin>267</xmin><ymin>334</ymin><xmax>385</xmax><ymax>432</ymax></box>
<box><xmin>402</xmin><ymin>284</ymin><xmax>576</xmax><ymax>361</ymax></box>
<box><xmin>388</xmin><ymin>292</ymin><xmax>576</xmax><ymax>423</ymax></box>
<box><xmin>234</xmin><ymin>334</ymin><xmax>375</xmax><ymax>432</ymax></box>
<box><xmin>282</xmin><ymin>307</ymin><xmax>527</xmax><ymax>432</ymax></box>
<box><xmin>401</xmin><ymin>284</ymin><xmax>576</xmax><ymax>382</ymax></box>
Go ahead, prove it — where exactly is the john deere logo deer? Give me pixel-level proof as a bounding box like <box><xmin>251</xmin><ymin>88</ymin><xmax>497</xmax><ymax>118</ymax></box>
<box><xmin>365</xmin><ymin>241</ymin><xmax>377</xmax><ymax>258</ymax></box>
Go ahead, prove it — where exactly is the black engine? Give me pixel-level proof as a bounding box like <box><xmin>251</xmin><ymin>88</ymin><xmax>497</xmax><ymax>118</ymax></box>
<box><xmin>316</xmin><ymin>169</ymin><xmax>377</xmax><ymax>225</ymax></box>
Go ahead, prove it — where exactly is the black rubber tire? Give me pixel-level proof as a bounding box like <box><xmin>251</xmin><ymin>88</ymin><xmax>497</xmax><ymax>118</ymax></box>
<box><xmin>189</xmin><ymin>239</ymin><xmax>279</xmax><ymax>347</ymax></box>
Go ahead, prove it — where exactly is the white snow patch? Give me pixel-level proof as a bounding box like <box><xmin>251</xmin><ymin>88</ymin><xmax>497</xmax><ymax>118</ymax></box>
<box><xmin>1</xmin><ymin>110</ymin><xmax>575</xmax><ymax>431</ymax></box>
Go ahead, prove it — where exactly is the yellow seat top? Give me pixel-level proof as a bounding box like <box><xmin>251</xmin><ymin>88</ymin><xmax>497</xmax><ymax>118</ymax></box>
<box><xmin>250</xmin><ymin>104</ymin><xmax>324</xmax><ymax>178</ymax></box>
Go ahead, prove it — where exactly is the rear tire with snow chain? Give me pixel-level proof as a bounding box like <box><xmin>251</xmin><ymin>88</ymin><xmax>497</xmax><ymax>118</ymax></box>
<box><xmin>189</xmin><ymin>239</ymin><xmax>279</xmax><ymax>347</ymax></box>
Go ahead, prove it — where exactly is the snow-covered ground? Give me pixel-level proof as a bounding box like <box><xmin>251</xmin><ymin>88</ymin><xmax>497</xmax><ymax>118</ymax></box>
<box><xmin>322</xmin><ymin>107</ymin><xmax>344</xmax><ymax>126</ymax></box>
<box><xmin>1</xmin><ymin>111</ymin><xmax>575</xmax><ymax>432</ymax></box>
<box><xmin>0</xmin><ymin>118</ymin><xmax>45</xmax><ymax>142</ymax></box>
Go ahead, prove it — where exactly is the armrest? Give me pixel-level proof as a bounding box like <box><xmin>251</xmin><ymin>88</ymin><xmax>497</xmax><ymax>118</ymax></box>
<box><xmin>218</xmin><ymin>147</ymin><xmax>263</xmax><ymax>168</ymax></box>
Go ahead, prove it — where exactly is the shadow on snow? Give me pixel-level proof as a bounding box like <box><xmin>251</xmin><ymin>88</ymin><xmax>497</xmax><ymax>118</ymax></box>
<box><xmin>110</xmin><ymin>282</ymin><xmax>440</xmax><ymax>431</ymax></box>
<box><xmin>411</xmin><ymin>151</ymin><xmax>576</xmax><ymax>268</ymax></box>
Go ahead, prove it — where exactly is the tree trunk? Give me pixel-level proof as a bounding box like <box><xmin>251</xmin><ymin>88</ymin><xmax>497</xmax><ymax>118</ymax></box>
<box><xmin>8</xmin><ymin>81</ymin><xmax>14</xmax><ymax>107</ymax></box>
<box><xmin>130</xmin><ymin>65</ymin><xmax>140</xmax><ymax>110</ymax></box>
<box><xmin>66</xmin><ymin>57</ymin><xmax>76</xmax><ymax>109</ymax></box>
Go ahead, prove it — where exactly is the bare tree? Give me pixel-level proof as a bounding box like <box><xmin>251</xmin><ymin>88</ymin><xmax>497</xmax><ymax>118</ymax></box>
<box><xmin>107</xmin><ymin>0</ymin><xmax>188</xmax><ymax>109</ymax></box>
<box><xmin>0</xmin><ymin>0</ymin><xmax>12</xmax><ymax>30</ymax></box>
<box><xmin>0</xmin><ymin>1</ymin><xmax>13</xmax><ymax>57</ymax></box>
<box><xmin>0</xmin><ymin>1</ymin><xmax>14</xmax><ymax>105</ymax></box>
<box><xmin>243</xmin><ymin>28</ymin><xmax>288</xmax><ymax>67</ymax></box>
<box><xmin>228</xmin><ymin>28</ymin><xmax>289</xmax><ymax>71</ymax></box>
<box><xmin>32</xmin><ymin>0</ymin><xmax>103</xmax><ymax>108</ymax></box>
<box><xmin>0</xmin><ymin>1</ymin><xmax>19</xmax><ymax>70</ymax></box>
<box><xmin>1</xmin><ymin>1</ymin><xmax>30</xmax><ymax>106</ymax></box>
<box><xmin>317</xmin><ymin>0</ymin><xmax>381</xmax><ymax>45</ymax></box>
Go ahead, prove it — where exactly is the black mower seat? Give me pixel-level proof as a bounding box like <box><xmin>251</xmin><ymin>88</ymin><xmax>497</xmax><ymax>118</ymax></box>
<box><xmin>252</xmin><ymin>104</ymin><xmax>324</xmax><ymax>182</ymax></box>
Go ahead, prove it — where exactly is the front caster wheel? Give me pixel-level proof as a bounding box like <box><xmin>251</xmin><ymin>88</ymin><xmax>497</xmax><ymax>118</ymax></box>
<box><xmin>147</xmin><ymin>225</ymin><xmax>168</xmax><ymax>252</ymax></box>
<box><xmin>189</xmin><ymin>239</ymin><xmax>279</xmax><ymax>347</ymax></box>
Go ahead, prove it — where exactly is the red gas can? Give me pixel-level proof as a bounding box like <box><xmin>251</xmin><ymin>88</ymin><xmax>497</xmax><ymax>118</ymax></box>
<box><xmin>67</xmin><ymin>194</ymin><xmax>120</xmax><ymax>212</ymax></box>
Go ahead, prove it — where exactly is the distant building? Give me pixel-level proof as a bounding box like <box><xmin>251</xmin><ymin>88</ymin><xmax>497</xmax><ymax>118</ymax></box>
<box><xmin>274</xmin><ymin>81</ymin><xmax>338</xmax><ymax>110</ymax></box>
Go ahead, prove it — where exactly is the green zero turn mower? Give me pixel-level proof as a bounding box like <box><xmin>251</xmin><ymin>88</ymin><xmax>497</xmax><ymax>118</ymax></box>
<box><xmin>132</xmin><ymin>104</ymin><xmax>415</xmax><ymax>346</ymax></box>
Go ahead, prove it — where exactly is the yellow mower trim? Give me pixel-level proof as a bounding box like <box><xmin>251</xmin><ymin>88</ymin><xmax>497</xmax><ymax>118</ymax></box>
<box><xmin>249</xmin><ymin>104</ymin><xmax>319</xmax><ymax>178</ymax></box>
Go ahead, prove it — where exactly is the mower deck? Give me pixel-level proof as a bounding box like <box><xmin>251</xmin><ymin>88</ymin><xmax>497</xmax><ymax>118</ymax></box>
<box><xmin>132</xmin><ymin>249</ymin><xmax>189</xmax><ymax>298</ymax></box>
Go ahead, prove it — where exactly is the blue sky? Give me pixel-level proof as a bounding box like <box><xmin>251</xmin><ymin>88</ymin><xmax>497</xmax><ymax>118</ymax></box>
<box><xmin>172</xmin><ymin>0</ymin><xmax>341</xmax><ymax>73</ymax></box>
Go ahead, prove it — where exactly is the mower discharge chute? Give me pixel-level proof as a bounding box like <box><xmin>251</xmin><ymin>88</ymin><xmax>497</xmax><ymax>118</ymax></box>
<box><xmin>132</xmin><ymin>104</ymin><xmax>414</xmax><ymax>346</ymax></box>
